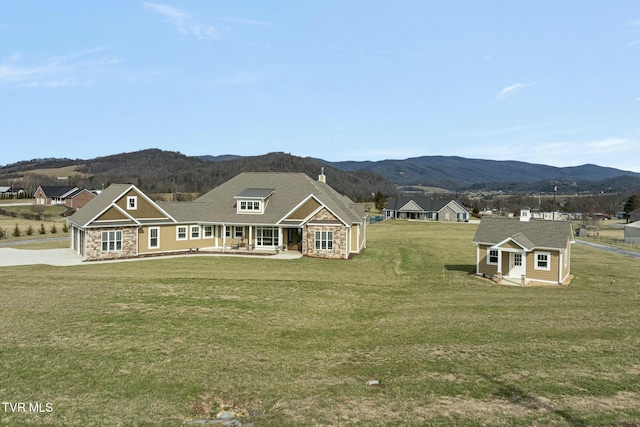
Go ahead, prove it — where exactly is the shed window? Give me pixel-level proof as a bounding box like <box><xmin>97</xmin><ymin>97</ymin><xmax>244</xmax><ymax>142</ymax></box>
<box><xmin>535</xmin><ymin>251</ymin><xmax>551</xmax><ymax>271</ymax></box>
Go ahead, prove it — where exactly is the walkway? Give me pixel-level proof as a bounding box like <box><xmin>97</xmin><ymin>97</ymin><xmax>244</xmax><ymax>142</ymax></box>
<box><xmin>0</xmin><ymin>246</ymin><xmax>302</xmax><ymax>267</ymax></box>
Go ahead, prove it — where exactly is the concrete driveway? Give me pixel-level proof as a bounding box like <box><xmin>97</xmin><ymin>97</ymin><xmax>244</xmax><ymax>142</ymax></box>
<box><xmin>0</xmin><ymin>248</ymin><xmax>84</xmax><ymax>267</ymax></box>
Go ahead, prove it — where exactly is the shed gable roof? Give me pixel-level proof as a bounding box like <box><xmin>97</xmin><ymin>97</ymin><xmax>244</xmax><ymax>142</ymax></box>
<box><xmin>473</xmin><ymin>217</ymin><xmax>573</xmax><ymax>250</ymax></box>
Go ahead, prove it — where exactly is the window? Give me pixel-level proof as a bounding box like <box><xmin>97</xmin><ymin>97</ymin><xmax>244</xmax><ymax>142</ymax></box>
<box><xmin>256</xmin><ymin>227</ymin><xmax>279</xmax><ymax>246</ymax></box>
<box><xmin>149</xmin><ymin>227</ymin><xmax>159</xmax><ymax>249</ymax></box>
<box><xmin>234</xmin><ymin>226</ymin><xmax>244</xmax><ymax>238</ymax></box>
<box><xmin>487</xmin><ymin>249</ymin><xmax>498</xmax><ymax>265</ymax></box>
<box><xmin>238</xmin><ymin>200</ymin><xmax>262</xmax><ymax>213</ymax></box>
<box><xmin>190</xmin><ymin>225</ymin><xmax>200</xmax><ymax>239</ymax></box>
<box><xmin>101</xmin><ymin>231</ymin><xmax>122</xmax><ymax>252</ymax></box>
<box><xmin>225</xmin><ymin>226</ymin><xmax>231</xmax><ymax>238</ymax></box>
<box><xmin>127</xmin><ymin>196</ymin><xmax>137</xmax><ymax>210</ymax></box>
<box><xmin>513</xmin><ymin>253</ymin><xmax>522</xmax><ymax>266</ymax></box>
<box><xmin>315</xmin><ymin>230</ymin><xmax>333</xmax><ymax>250</ymax></box>
<box><xmin>176</xmin><ymin>226</ymin><xmax>187</xmax><ymax>240</ymax></box>
<box><xmin>203</xmin><ymin>226</ymin><xmax>213</xmax><ymax>238</ymax></box>
<box><xmin>535</xmin><ymin>251</ymin><xmax>551</xmax><ymax>270</ymax></box>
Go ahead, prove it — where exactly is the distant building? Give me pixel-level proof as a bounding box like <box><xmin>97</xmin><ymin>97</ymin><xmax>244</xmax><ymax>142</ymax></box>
<box><xmin>34</xmin><ymin>186</ymin><xmax>96</xmax><ymax>209</ymax></box>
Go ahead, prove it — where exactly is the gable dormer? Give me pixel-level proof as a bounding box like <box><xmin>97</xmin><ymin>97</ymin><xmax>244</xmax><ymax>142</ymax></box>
<box><xmin>234</xmin><ymin>188</ymin><xmax>275</xmax><ymax>214</ymax></box>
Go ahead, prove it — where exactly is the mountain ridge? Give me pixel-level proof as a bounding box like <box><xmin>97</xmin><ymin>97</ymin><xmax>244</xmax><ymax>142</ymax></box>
<box><xmin>2</xmin><ymin>150</ymin><xmax>640</xmax><ymax>196</ymax></box>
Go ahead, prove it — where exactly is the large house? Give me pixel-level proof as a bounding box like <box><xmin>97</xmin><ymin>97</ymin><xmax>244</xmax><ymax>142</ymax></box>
<box><xmin>384</xmin><ymin>196</ymin><xmax>469</xmax><ymax>222</ymax></box>
<box><xmin>472</xmin><ymin>208</ymin><xmax>574</xmax><ymax>285</ymax></box>
<box><xmin>67</xmin><ymin>172</ymin><xmax>367</xmax><ymax>261</ymax></box>
<box><xmin>34</xmin><ymin>185</ymin><xmax>95</xmax><ymax>209</ymax></box>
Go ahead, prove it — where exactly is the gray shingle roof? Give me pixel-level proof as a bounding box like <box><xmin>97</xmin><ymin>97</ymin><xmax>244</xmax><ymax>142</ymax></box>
<box><xmin>68</xmin><ymin>173</ymin><xmax>366</xmax><ymax>228</ymax></box>
<box><xmin>472</xmin><ymin>217</ymin><xmax>573</xmax><ymax>250</ymax></box>
<box><xmin>67</xmin><ymin>184</ymin><xmax>133</xmax><ymax>227</ymax></box>
<box><xmin>162</xmin><ymin>172</ymin><xmax>365</xmax><ymax>225</ymax></box>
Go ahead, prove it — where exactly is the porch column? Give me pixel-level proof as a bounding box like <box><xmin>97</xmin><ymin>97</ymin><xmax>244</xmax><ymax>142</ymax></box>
<box><xmin>278</xmin><ymin>227</ymin><xmax>283</xmax><ymax>250</ymax></box>
<box><xmin>521</xmin><ymin>250</ymin><xmax>527</xmax><ymax>285</ymax></box>
<box><xmin>496</xmin><ymin>249</ymin><xmax>503</xmax><ymax>282</ymax></box>
<box><xmin>222</xmin><ymin>225</ymin><xmax>227</xmax><ymax>251</ymax></box>
<box><xmin>248</xmin><ymin>226</ymin><xmax>253</xmax><ymax>248</ymax></box>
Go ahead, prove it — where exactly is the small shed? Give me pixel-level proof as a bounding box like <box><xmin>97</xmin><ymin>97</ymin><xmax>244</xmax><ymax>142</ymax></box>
<box><xmin>624</xmin><ymin>221</ymin><xmax>640</xmax><ymax>244</ymax></box>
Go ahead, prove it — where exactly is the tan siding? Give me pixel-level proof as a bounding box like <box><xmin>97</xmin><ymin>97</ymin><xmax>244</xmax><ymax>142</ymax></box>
<box><xmin>115</xmin><ymin>189</ymin><xmax>168</xmax><ymax>219</ymax></box>
<box><xmin>287</xmin><ymin>198</ymin><xmax>321</xmax><ymax>220</ymax></box>
<box><xmin>350</xmin><ymin>226</ymin><xmax>358</xmax><ymax>253</ymax></box>
<box><xmin>477</xmin><ymin>245</ymin><xmax>499</xmax><ymax>275</ymax></box>
<box><xmin>499</xmin><ymin>240</ymin><xmax>522</xmax><ymax>250</ymax></box>
<box><xmin>139</xmin><ymin>224</ymin><xmax>213</xmax><ymax>253</ymax></box>
<box><xmin>96</xmin><ymin>206</ymin><xmax>128</xmax><ymax>221</ymax></box>
<box><xmin>525</xmin><ymin>251</ymin><xmax>560</xmax><ymax>282</ymax></box>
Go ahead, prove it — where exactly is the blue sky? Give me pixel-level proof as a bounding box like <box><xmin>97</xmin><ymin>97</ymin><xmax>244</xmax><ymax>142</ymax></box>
<box><xmin>1</xmin><ymin>1</ymin><xmax>639</xmax><ymax>172</ymax></box>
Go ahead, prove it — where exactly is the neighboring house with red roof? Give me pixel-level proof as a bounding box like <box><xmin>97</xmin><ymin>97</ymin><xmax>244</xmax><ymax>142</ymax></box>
<box><xmin>472</xmin><ymin>208</ymin><xmax>574</xmax><ymax>285</ymax></box>
<box><xmin>67</xmin><ymin>171</ymin><xmax>367</xmax><ymax>261</ymax></box>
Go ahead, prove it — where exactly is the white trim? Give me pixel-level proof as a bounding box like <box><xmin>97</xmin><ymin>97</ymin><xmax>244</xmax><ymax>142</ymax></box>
<box><xmin>148</xmin><ymin>226</ymin><xmax>160</xmax><ymax>249</ymax></box>
<box><xmin>534</xmin><ymin>251</ymin><xmax>551</xmax><ymax>271</ymax></box>
<box><xmin>190</xmin><ymin>225</ymin><xmax>201</xmax><ymax>240</ymax></box>
<box><xmin>487</xmin><ymin>248</ymin><xmax>499</xmax><ymax>265</ymax></box>
<box><xmin>203</xmin><ymin>225</ymin><xmax>214</xmax><ymax>239</ymax></box>
<box><xmin>176</xmin><ymin>225</ymin><xmax>188</xmax><ymax>241</ymax></box>
<box><xmin>127</xmin><ymin>196</ymin><xmax>138</xmax><ymax>210</ymax></box>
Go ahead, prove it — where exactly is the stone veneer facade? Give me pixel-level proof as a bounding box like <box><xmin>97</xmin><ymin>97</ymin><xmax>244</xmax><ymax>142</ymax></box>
<box><xmin>84</xmin><ymin>227</ymin><xmax>138</xmax><ymax>261</ymax></box>
<box><xmin>303</xmin><ymin>208</ymin><xmax>347</xmax><ymax>259</ymax></box>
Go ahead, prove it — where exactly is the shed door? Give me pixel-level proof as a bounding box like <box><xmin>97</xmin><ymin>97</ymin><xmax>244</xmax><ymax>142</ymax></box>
<box><xmin>509</xmin><ymin>253</ymin><xmax>522</xmax><ymax>277</ymax></box>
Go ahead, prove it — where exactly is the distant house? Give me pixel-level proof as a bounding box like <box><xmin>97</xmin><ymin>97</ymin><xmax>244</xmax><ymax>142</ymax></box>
<box><xmin>384</xmin><ymin>196</ymin><xmax>469</xmax><ymax>222</ymax></box>
<box><xmin>0</xmin><ymin>185</ymin><xmax>25</xmax><ymax>197</ymax></box>
<box><xmin>629</xmin><ymin>208</ymin><xmax>640</xmax><ymax>224</ymax></box>
<box><xmin>34</xmin><ymin>186</ymin><xmax>95</xmax><ymax>209</ymax></box>
<box><xmin>67</xmin><ymin>172</ymin><xmax>367</xmax><ymax>261</ymax></box>
<box><xmin>472</xmin><ymin>208</ymin><xmax>574</xmax><ymax>285</ymax></box>
<box><xmin>624</xmin><ymin>221</ymin><xmax>640</xmax><ymax>244</ymax></box>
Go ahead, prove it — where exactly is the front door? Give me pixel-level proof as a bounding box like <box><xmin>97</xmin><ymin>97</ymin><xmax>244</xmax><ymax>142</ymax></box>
<box><xmin>286</xmin><ymin>228</ymin><xmax>301</xmax><ymax>251</ymax></box>
<box><xmin>509</xmin><ymin>252</ymin><xmax>522</xmax><ymax>277</ymax></box>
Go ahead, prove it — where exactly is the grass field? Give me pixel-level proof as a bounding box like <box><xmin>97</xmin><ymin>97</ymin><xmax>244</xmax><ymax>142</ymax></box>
<box><xmin>1</xmin><ymin>221</ymin><xmax>639</xmax><ymax>426</ymax></box>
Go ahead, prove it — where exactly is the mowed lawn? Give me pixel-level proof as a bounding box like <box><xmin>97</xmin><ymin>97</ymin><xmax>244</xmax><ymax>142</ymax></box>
<box><xmin>1</xmin><ymin>221</ymin><xmax>639</xmax><ymax>426</ymax></box>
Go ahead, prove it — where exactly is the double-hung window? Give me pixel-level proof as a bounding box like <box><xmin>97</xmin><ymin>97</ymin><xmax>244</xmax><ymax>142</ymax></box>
<box><xmin>101</xmin><ymin>230</ymin><xmax>122</xmax><ymax>252</ymax></box>
<box><xmin>127</xmin><ymin>196</ymin><xmax>137</xmax><ymax>210</ymax></box>
<box><xmin>203</xmin><ymin>226</ymin><xmax>213</xmax><ymax>238</ymax></box>
<box><xmin>191</xmin><ymin>225</ymin><xmax>200</xmax><ymax>239</ymax></box>
<box><xmin>535</xmin><ymin>251</ymin><xmax>551</xmax><ymax>270</ymax></box>
<box><xmin>487</xmin><ymin>249</ymin><xmax>499</xmax><ymax>265</ymax></box>
<box><xmin>149</xmin><ymin>227</ymin><xmax>159</xmax><ymax>249</ymax></box>
<box><xmin>315</xmin><ymin>230</ymin><xmax>333</xmax><ymax>250</ymax></box>
<box><xmin>176</xmin><ymin>226</ymin><xmax>187</xmax><ymax>240</ymax></box>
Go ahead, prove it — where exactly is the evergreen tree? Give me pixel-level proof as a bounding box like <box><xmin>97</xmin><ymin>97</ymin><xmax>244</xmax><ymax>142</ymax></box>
<box><xmin>12</xmin><ymin>224</ymin><xmax>21</xmax><ymax>237</ymax></box>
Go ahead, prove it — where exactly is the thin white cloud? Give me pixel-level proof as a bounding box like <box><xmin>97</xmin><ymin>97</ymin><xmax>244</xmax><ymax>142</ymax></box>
<box><xmin>0</xmin><ymin>47</ymin><xmax>120</xmax><ymax>87</ymax></box>
<box><xmin>496</xmin><ymin>82</ymin><xmax>534</xmax><ymax>101</ymax></box>
<box><xmin>143</xmin><ymin>2</ymin><xmax>218</xmax><ymax>39</ymax></box>
<box><xmin>219</xmin><ymin>17</ymin><xmax>275</xmax><ymax>28</ymax></box>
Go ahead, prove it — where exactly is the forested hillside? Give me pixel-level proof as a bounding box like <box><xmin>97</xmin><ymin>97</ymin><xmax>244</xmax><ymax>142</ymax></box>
<box><xmin>1</xmin><ymin>150</ymin><xmax>396</xmax><ymax>202</ymax></box>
